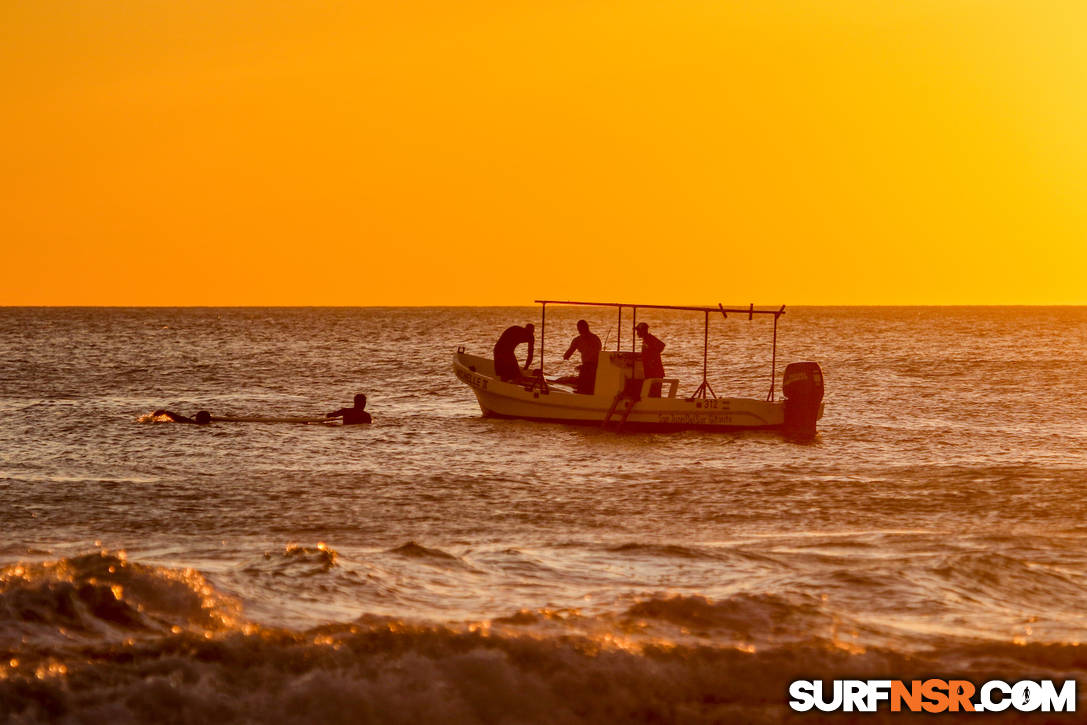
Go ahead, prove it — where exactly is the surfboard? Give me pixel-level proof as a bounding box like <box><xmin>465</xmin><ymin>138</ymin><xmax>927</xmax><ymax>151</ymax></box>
<box><xmin>208</xmin><ymin>415</ymin><xmax>336</xmax><ymax>424</ymax></box>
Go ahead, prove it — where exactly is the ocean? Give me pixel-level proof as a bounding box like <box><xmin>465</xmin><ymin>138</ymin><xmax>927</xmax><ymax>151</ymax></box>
<box><xmin>1</xmin><ymin>306</ymin><xmax>1085</xmax><ymax>723</ymax></box>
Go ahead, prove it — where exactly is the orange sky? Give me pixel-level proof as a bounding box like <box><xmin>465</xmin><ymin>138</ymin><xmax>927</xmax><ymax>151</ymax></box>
<box><xmin>2</xmin><ymin>1</ymin><xmax>1085</xmax><ymax>305</ymax></box>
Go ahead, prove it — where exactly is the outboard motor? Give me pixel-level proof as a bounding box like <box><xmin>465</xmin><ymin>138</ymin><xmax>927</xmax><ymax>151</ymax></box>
<box><xmin>783</xmin><ymin>362</ymin><xmax>824</xmax><ymax>438</ymax></box>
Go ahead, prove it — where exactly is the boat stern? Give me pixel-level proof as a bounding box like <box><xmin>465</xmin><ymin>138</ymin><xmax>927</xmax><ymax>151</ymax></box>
<box><xmin>782</xmin><ymin>361</ymin><xmax>825</xmax><ymax>438</ymax></box>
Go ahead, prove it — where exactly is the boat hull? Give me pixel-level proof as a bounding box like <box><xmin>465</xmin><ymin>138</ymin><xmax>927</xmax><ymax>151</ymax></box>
<box><xmin>454</xmin><ymin>351</ymin><xmax>813</xmax><ymax>433</ymax></box>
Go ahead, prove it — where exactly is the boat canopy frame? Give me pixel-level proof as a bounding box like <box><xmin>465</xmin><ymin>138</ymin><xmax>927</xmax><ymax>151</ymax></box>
<box><xmin>534</xmin><ymin>300</ymin><xmax>787</xmax><ymax>401</ymax></box>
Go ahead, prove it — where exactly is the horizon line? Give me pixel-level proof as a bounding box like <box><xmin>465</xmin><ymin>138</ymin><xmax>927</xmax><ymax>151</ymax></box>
<box><xmin>2</xmin><ymin>303</ymin><xmax>1086</xmax><ymax>309</ymax></box>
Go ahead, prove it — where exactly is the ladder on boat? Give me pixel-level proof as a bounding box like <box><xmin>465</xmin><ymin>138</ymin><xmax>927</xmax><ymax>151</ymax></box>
<box><xmin>602</xmin><ymin>379</ymin><xmax>643</xmax><ymax>432</ymax></box>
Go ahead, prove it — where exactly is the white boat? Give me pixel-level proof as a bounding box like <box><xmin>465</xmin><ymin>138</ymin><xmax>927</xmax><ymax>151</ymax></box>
<box><xmin>454</xmin><ymin>300</ymin><xmax>825</xmax><ymax>436</ymax></box>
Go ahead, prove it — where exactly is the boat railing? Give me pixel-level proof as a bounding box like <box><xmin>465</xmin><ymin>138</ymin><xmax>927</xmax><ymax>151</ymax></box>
<box><xmin>535</xmin><ymin>299</ymin><xmax>787</xmax><ymax>402</ymax></box>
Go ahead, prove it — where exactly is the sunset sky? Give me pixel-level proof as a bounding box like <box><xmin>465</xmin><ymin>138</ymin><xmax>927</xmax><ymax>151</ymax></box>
<box><xmin>2</xmin><ymin>1</ymin><xmax>1085</xmax><ymax>305</ymax></box>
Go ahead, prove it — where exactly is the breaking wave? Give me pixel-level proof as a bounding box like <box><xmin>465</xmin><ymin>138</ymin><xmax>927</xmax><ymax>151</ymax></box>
<box><xmin>3</xmin><ymin>553</ymin><xmax>1086</xmax><ymax>723</ymax></box>
<box><xmin>0</xmin><ymin>551</ymin><xmax>239</xmax><ymax>647</ymax></box>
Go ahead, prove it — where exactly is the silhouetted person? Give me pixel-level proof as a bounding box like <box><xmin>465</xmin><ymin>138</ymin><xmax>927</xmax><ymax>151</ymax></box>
<box><xmin>326</xmin><ymin>394</ymin><xmax>372</xmax><ymax>425</ymax></box>
<box><xmin>635</xmin><ymin>322</ymin><xmax>666</xmax><ymax>396</ymax></box>
<box><xmin>493</xmin><ymin>323</ymin><xmax>535</xmax><ymax>382</ymax></box>
<box><xmin>563</xmin><ymin>319</ymin><xmax>602</xmax><ymax>394</ymax></box>
<box><xmin>153</xmin><ymin>409</ymin><xmax>211</xmax><ymax>424</ymax></box>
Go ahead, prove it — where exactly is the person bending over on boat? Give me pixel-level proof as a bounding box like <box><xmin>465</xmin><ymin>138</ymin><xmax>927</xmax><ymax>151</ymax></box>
<box><xmin>493</xmin><ymin>323</ymin><xmax>535</xmax><ymax>382</ymax></box>
<box><xmin>326</xmin><ymin>394</ymin><xmax>372</xmax><ymax>425</ymax></box>
<box><xmin>152</xmin><ymin>410</ymin><xmax>211</xmax><ymax>424</ymax></box>
<box><xmin>562</xmin><ymin>319</ymin><xmax>602</xmax><ymax>394</ymax></box>
<box><xmin>635</xmin><ymin>322</ymin><xmax>666</xmax><ymax>397</ymax></box>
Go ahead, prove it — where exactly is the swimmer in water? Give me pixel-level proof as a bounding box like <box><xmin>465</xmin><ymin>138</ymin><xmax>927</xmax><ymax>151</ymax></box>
<box><xmin>151</xmin><ymin>410</ymin><xmax>211</xmax><ymax>424</ymax></box>
<box><xmin>326</xmin><ymin>394</ymin><xmax>372</xmax><ymax>425</ymax></box>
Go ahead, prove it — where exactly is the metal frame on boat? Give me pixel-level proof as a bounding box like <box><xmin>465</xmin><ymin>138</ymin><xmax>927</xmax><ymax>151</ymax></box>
<box><xmin>453</xmin><ymin>300</ymin><xmax>824</xmax><ymax>436</ymax></box>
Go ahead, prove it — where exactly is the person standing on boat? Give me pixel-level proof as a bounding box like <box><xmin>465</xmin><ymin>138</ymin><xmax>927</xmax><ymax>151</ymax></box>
<box><xmin>562</xmin><ymin>319</ymin><xmax>602</xmax><ymax>394</ymax></box>
<box><xmin>635</xmin><ymin>322</ymin><xmax>666</xmax><ymax>396</ymax></box>
<box><xmin>493</xmin><ymin>323</ymin><xmax>535</xmax><ymax>382</ymax></box>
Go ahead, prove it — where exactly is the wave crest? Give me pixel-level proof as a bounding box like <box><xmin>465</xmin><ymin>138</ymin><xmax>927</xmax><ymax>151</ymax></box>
<box><xmin>0</xmin><ymin>551</ymin><xmax>240</xmax><ymax>644</ymax></box>
<box><xmin>281</xmin><ymin>542</ymin><xmax>339</xmax><ymax>571</ymax></box>
<box><xmin>388</xmin><ymin>542</ymin><xmax>462</xmax><ymax>563</ymax></box>
<box><xmin>607</xmin><ymin>542</ymin><xmax>721</xmax><ymax>560</ymax></box>
<box><xmin>622</xmin><ymin>593</ymin><xmax>835</xmax><ymax>644</ymax></box>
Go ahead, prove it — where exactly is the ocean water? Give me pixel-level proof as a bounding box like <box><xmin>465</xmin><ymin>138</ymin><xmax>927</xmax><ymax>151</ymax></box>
<box><xmin>1</xmin><ymin>306</ymin><xmax>1085</xmax><ymax>723</ymax></box>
